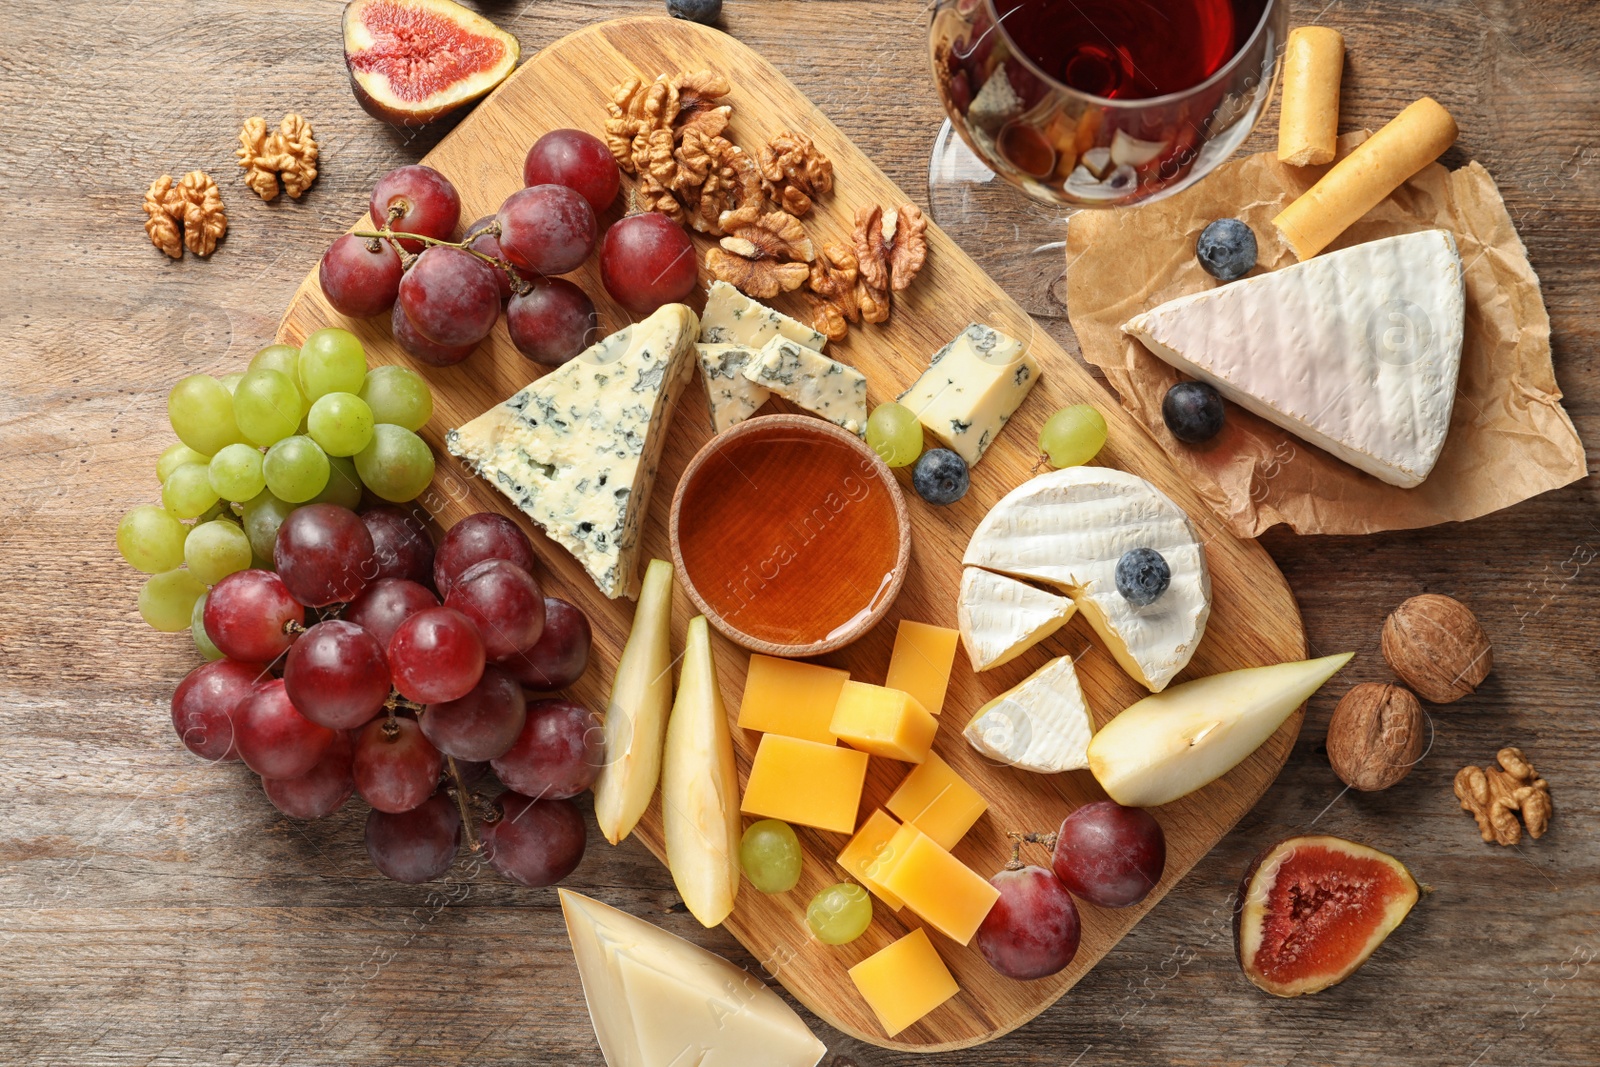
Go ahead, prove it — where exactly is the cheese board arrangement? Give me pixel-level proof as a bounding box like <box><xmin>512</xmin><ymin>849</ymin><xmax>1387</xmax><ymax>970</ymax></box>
<box><xmin>112</xmin><ymin>1</ymin><xmax>1567</xmax><ymax>1062</ymax></box>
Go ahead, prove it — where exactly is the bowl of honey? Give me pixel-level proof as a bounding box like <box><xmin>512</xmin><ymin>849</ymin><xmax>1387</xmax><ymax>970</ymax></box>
<box><xmin>669</xmin><ymin>414</ymin><xmax>912</xmax><ymax>657</ymax></box>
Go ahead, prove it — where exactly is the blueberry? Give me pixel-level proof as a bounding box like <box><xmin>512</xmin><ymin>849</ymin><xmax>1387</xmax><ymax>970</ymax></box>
<box><xmin>666</xmin><ymin>0</ymin><xmax>722</xmax><ymax>23</ymax></box>
<box><xmin>1116</xmin><ymin>548</ymin><xmax>1171</xmax><ymax>607</ymax></box>
<box><xmin>912</xmin><ymin>448</ymin><xmax>969</xmax><ymax>506</ymax></box>
<box><xmin>1196</xmin><ymin>218</ymin><xmax>1257</xmax><ymax>281</ymax></box>
<box><xmin>1162</xmin><ymin>381</ymin><xmax>1225</xmax><ymax>444</ymax></box>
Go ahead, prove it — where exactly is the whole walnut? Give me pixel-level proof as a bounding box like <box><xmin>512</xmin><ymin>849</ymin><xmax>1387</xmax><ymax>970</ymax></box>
<box><xmin>1326</xmin><ymin>683</ymin><xmax>1425</xmax><ymax>791</ymax></box>
<box><xmin>1381</xmin><ymin>594</ymin><xmax>1492</xmax><ymax>704</ymax></box>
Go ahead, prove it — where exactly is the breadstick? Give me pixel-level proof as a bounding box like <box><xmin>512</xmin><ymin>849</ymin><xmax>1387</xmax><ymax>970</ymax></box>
<box><xmin>1277</xmin><ymin>27</ymin><xmax>1344</xmax><ymax>166</ymax></box>
<box><xmin>1273</xmin><ymin>97</ymin><xmax>1458</xmax><ymax>259</ymax></box>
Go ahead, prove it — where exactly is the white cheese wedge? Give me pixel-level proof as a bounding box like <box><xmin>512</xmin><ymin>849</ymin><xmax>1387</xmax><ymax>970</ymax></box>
<box><xmin>957</xmin><ymin>567</ymin><xmax>1076</xmax><ymax>672</ymax></box>
<box><xmin>560</xmin><ymin>889</ymin><xmax>828</xmax><ymax>1067</ymax></box>
<box><xmin>964</xmin><ymin>655</ymin><xmax>1095</xmax><ymax>773</ymax></box>
<box><xmin>963</xmin><ymin>467</ymin><xmax>1211</xmax><ymax>692</ymax></box>
<box><xmin>446</xmin><ymin>304</ymin><xmax>697</xmax><ymax>600</ymax></box>
<box><xmin>695</xmin><ymin>342</ymin><xmax>770</xmax><ymax>433</ymax></box>
<box><xmin>744</xmin><ymin>336</ymin><xmax>869</xmax><ymax>435</ymax></box>
<box><xmin>1121</xmin><ymin>230</ymin><xmax>1466</xmax><ymax>488</ymax></box>
<box><xmin>897</xmin><ymin>323</ymin><xmax>1040</xmax><ymax>466</ymax></box>
<box><xmin>699</xmin><ymin>279</ymin><xmax>828</xmax><ymax>351</ymax></box>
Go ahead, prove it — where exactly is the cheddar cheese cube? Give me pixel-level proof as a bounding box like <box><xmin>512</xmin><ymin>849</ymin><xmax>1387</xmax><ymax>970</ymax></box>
<box><xmin>880</xmin><ymin>825</ymin><xmax>1000</xmax><ymax>945</ymax></box>
<box><xmin>740</xmin><ymin>734</ymin><xmax>867</xmax><ymax>834</ymax></box>
<box><xmin>736</xmin><ymin>655</ymin><xmax>848</xmax><ymax>745</ymax></box>
<box><xmin>884</xmin><ymin>621</ymin><xmax>960</xmax><ymax>715</ymax></box>
<box><xmin>836</xmin><ymin>810</ymin><xmax>906</xmax><ymax>910</ymax></box>
<box><xmin>848</xmin><ymin>928</ymin><xmax>959</xmax><ymax>1037</ymax></box>
<box><xmin>885</xmin><ymin>752</ymin><xmax>988</xmax><ymax>850</ymax></box>
<box><xmin>829</xmin><ymin>682</ymin><xmax>938</xmax><ymax>763</ymax></box>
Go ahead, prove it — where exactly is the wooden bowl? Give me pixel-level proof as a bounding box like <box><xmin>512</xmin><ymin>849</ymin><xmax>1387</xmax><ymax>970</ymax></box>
<box><xmin>669</xmin><ymin>414</ymin><xmax>912</xmax><ymax>657</ymax></box>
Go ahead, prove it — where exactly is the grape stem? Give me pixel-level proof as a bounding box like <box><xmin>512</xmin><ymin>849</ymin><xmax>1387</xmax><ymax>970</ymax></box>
<box><xmin>352</xmin><ymin>221</ymin><xmax>535</xmax><ymax>297</ymax></box>
<box><xmin>1006</xmin><ymin>830</ymin><xmax>1058</xmax><ymax>869</ymax></box>
<box><xmin>444</xmin><ymin>756</ymin><xmax>481</xmax><ymax>853</ymax></box>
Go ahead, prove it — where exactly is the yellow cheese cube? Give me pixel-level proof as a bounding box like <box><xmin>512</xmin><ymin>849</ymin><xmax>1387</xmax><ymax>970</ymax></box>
<box><xmin>885</xmin><ymin>621</ymin><xmax>960</xmax><ymax>715</ymax></box>
<box><xmin>880</xmin><ymin>826</ymin><xmax>1000</xmax><ymax>945</ymax></box>
<box><xmin>740</xmin><ymin>734</ymin><xmax>867</xmax><ymax>834</ymax></box>
<box><xmin>885</xmin><ymin>752</ymin><xmax>988</xmax><ymax>850</ymax></box>
<box><xmin>848</xmin><ymin>928</ymin><xmax>959</xmax><ymax>1037</ymax></box>
<box><xmin>836</xmin><ymin>810</ymin><xmax>906</xmax><ymax>910</ymax></box>
<box><xmin>736</xmin><ymin>655</ymin><xmax>848</xmax><ymax>745</ymax></box>
<box><xmin>829</xmin><ymin>681</ymin><xmax>938</xmax><ymax>763</ymax></box>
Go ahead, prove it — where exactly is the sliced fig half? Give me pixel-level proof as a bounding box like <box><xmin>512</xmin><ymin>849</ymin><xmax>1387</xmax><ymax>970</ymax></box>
<box><xmin>1234</xmin><ymin>834</ymin><xmax>1418</xmax><ymax>997</ymax></box>
<box><xmin>344</xmin><ymin>0</ymin><xmax>520</xmax><ymax>128</ymax></box>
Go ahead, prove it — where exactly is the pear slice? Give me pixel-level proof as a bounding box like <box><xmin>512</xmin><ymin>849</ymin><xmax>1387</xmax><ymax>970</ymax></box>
<box><xmin>661</xmin><ymin>615</ymin><xmax>741</xmax><ymax>927</ymax></box>
<box><xmin>594</xmin><ymin>558</ymin><xmax>675</xmax><ymax>845</ymax></box>
<box><xmin>1087</xmin><ymin>653</ymin><xmax>1354</xmax><ymax>807</ymax></box>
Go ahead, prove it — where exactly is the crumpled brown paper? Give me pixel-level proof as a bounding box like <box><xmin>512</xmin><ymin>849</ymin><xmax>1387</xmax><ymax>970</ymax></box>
<box><xmin>1065</xmin><ymin>133</ymin><xmax>1587</xmax><ymax>537</ymax></box>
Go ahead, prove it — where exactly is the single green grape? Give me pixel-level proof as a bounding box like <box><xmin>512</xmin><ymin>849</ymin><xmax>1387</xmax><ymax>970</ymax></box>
<box><xmin>208</xmin><ymin>443</ymin><xmax>266</xmax><ymax>502</ymax></box>
<box><xmin>307</xmin><ymin>392</ymin><xmax>375</xmax><ymax>457</ymax></box>
<box><xmin>116</xmin><ymin>505</ymin><xmax>188</xmax><ymax>574</ymax></box>
<box><xmin>138</xmin><ymin>568</ymin><xmax>209</xmax><ymax>632</ymax></box>
<box><xmin>865</xmin><ymin>402</ymin><xmax>924</xmax><ymax>468</ymax></box>
<box><xmin>1038</xmin><ymin>404</ymin><xmax>1108</xmax><ymax>468</ymax></box>
<box><xmin>354</xmin><ymin>423</ymin><xmax>434</xmax><ymax>503</ymax></box>
<box><xmin>241</xmin><ymin>491</ymin><xmax>296</xmax><ymax>562</ymax></box>
<box><xmin>162</xmin><ymin>462</ymin><xmax>221</xmax><ymax>519</ymax></box>
<box><xmin>191</xmin><ymin>592</ymin><xmax>224</xmax><ymax>661</ymax></box>
<box><xmin>234</xmin><ymin>368</ymin><xmax>306</xmax><ymax>447</ymax></box>
<box><xmin>168</xmin><ymin>375</ymin><xmax>244</xmax><ymax>456</ymax></box>
<box><xmin>739</xmin><ymin>819</ymin><xmax>803</xmax><ymax>893</ymax></box>
<box><xmin>360</xmin><ymin>365</ymin><xmax>434</xmax><ymax>431</ymax></box>
<box><xmin>263</xmin><ymin>435</ymin><xmax>331</xmax><ymax>503</ymax></box>
<box><xmin>311</xmin><ymin>454</ymin><xmax>365</xmax><ymax>510</ymax></box>
<box><xmin>184</xmin><ymin>518</ymin><xmax>253</xmax><ymax>585</ymax></box>
<box><xmin>249</xmin><ymin>343</ymin><xmax>301</xmax><ymax>383</ymax></box>
<box><xmin>805</xmin><ymin>883</ymin><xmax>873</xmax><ymax>945</ymax></box>
<box><xmin>157</xmin><ymin>442</ymin><xmax>211</xmax><ymax>483</ymax></box>
<box><xmin>298</xmin><ymin>328</ymin><xmax>367</xmax><ymax>401</ymax></box>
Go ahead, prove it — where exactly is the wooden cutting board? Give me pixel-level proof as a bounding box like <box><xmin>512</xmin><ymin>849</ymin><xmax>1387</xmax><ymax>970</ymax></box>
<box><xmin>277</xmin><ymin>16</ymin><xmax>1305</xmax><ymax>1053</ymax></box>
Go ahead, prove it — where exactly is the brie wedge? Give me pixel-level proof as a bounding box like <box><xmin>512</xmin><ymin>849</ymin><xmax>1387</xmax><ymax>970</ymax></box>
<box><xmin>957</xmin><ymin>567</ymin><xmax>1076</xmax><ymax>672</ymax></box>
<box><xmin>963</xmin><ymin>467</ymin><xmax>1211</xmax><ymax>691</ymax></box>
<box><xmin>964</xmin><ymin>655</ymin><xmax>1094</xmax><ymax>773</ymax></box>
<box><xmin>1122</xmin><ymin>230</ymin><xmax>1466</xmax><ymax>488</ymax></box>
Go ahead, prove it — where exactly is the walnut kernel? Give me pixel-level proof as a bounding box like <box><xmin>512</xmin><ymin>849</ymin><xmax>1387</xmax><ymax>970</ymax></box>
<box><xmin>174</xmin><ymin>171</ymin><xmax>228</xmax><ymax>257</ymax></box>
<box><xmin>1382</xmin><ymin>594</ymin><xmax>1492</xmax><ymax>704</ymax></box>
<box><xmin>759</xmin><ymin>131</ymin><xmax>833</xmax><ymax>217</ymax></box>
<box><xmin>1455</xmin><ymin>747</ymin><xmax>1552</xmax><ymax>846</ymax></box>
<box><xmin>143</xmin><ymin>176</ymin><xmax>184</xmax><ymax>259</ymax></box>
<box><xmin>1326</xmin><ymin>683</ymin><xmax>1425</xmax><ymax>791</ymax></box>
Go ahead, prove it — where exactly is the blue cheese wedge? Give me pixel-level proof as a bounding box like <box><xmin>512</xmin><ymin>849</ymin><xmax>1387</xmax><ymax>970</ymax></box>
<box><xmin>897</xmin><ymin>323</ymin><xmax>1040</xmax><ymax>466</ymax></box>
<box><xmin>1122</xmin><ymin>230</ymin><xmax>1466</xmax><ymax>488</ymax></box>
<box><xmin>743</xmin><ymin>337</ymin><xmax>869</xmax><ymax>435</ymax></box>
<box><xmin>445</xmin><ymin>304</ymin><xmax>698</xmax><ymax>600</ymax></box>
<box><xmin>964</xmin><ymin>656</ymin><xmax>1095</xmax><ymax>774</ymax></box>
<box><xmin>695</xmin><ymin>342</ymin><xmax>770</xmax><ymax>433</ymax></box>
<box><xmin>699</xmin><ymin>280</ymin><xmax>827</xmax><ymax>351</ymax></box>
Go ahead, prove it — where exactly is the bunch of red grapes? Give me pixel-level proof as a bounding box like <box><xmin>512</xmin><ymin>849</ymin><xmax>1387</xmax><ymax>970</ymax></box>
<box><xmin>170</xmin><ymin>504</ymin><xmax>603</xmax><ymax>887</ymax></box>
<box><xmin>318</xmin><ymin>129</ymin><xmax>700</xmax><ymax>367</ymax></box>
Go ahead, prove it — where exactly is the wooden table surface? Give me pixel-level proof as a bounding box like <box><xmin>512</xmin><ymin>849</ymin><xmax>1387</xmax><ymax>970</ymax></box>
<box><xmin>3</xmin><ymin>2</ymin><xmax>1596</xmax><ymax>1065</ymax></box>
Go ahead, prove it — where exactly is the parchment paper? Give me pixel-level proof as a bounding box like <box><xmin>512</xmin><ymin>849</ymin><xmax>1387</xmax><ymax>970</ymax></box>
<box><xmin>1065</xmin><ymin>133</ymin><xmax>1588</xmax><ymax>537</ymax></box>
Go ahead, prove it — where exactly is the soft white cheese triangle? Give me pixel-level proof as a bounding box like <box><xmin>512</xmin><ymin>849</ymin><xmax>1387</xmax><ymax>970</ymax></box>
<box><xmin>446</xmin><ymin>304</ymin><xmax>697</xmax><ymax>600</ymax></box>
<box><xmin>963</xmin><ymin>467</ymin><xmax>1211</xmax><ymax>691</ymax></box>
<box><xmin>560</xmin><ymin>890</ymin><xmax>827</xmax><ymax>1067</ymax></box>
<box><xmin>1121</xmin><ymin>230</ymin><xmax>1465</xmax><ymax>488</ymax></box>
<box><xmin>957</xmin><ymin>567</ymin><xmax>1076</xmax><ymax>672</ymax></box>
<box><xmin>964</xmin><ymin>655</ymin><xmax>1094</xmax><ymax>773</ymax></box>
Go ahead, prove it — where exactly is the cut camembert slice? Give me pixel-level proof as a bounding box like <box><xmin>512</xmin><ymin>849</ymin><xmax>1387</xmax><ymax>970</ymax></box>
<box><xmin>1121</xmin><ymin>230</ymin><xmax>1466</xmax><ymax>488</ymax></box>
<box><xmin>957</xmin><ymin>567</ymin><xmax>1076</xmax><ymax>672</ymax></box>
<box><xmin>964</xmin><ymin>655</ymin><xmax>1095</xmax><ymax>774</ymax></box>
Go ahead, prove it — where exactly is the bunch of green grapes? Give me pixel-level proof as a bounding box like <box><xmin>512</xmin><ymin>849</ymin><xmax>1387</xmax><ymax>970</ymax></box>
<box><xmin>116</xmin><ymin>328</ymin><xmax>437</xmax><ymax>658</ymax></box>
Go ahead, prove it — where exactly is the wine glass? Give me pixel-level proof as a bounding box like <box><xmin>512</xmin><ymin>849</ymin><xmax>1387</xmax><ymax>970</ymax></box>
<box><xmin>927</xmin><ymin>0</ymin><xmax>1288</xmax><ymax>314</ymax></box>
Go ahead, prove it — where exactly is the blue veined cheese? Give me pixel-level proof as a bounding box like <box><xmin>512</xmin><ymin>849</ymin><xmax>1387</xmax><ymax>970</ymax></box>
<box><xmin>445</xmin><ymin>304</ymin><xmax>698</xmax><ymax>600</ymax></box>
<box><xmin>695</xmin><ymin>342</ymin><xmax>770</xmax><ymax>433</ymax></box>
<box><xmin>897</xmin><ymin>323</ymin><xmax>1041</xmax><ymax>466</ymax></box>
<box><xmin>698</xmin><ymin>280</ymin><xmax>827</xmax><ymax>351</ymax></box>
<box><xmin>964</xmin><ymin>656</ymin><xmax>1095</xmax><ymax>774</ymax></box>
<box><xmin>742</xmin><ymin>337</ymin><xmax>868</xmax><ymax>435</ymax></box>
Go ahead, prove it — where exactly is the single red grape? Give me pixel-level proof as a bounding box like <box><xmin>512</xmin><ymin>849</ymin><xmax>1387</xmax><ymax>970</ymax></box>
<box><xmin>523</xmin><ymin>129</ymin><xmax>620</xmax><ymax>213</ymax></box>
<box><xmin>600</xmin><ymin>213</ymin><xmax>697</xmax><ymax>315</ymax></box>
<box><xmin>387</xmin><ymin>607</ymin><xmax>485</xmax><ymax>704</ymax></box>
<box><xmin>493</xmin><ymin>597</ymin><xmax>591</xmax><ymax>690</ymax></box>
<box><xmin>1051</xmin><ymin>801</ymin><xmax>1167</xmax><ymax>908</ymax></box>
<box><xmin>319</xmin><ymin>234</ymin><xmax>403</xmax><ymax>318</ymax></box>
<box><xmin>370</xmin><ymin>165</ymin><xmax>460</xmax><ymax>253</ymax></box>
<box><xmin>397</xmin><ymin>245</ymin><xmax>501</xmax><ymax>347</ymax></box>
<box><xmin>391</xmin><ymin>301</ymin><xmax>477</xmax><ymax>367</ymax></box>
<box><xmin>274</xmin><ymin>503</ymin><xmax>376</xmax><ymax>607</ymax></box>
<box><xmin>444</xmin><ymin>558</ymin><xmax>545</xmax><ymax>659</ymax></box>
<box><xmin>489</xmin><ymin>699</ymin><xmax>602</xmax><ymax>799</ymax></box>
<box><xmin>365</xmin><ymin>791</ymin><xmax>461</xmax><ymax>883</ymax></box>
<box><xmin>346</xmin><ymin>577</ymin><xmax>439</xmax><ymax>651</ymax></box>
<box><xmin>484</xmin><ymin>792</ymin><xmax>586</xmax><ymax>887</ymax></box>
<box><xmin>420</xmin><ymin>665</ymin><xmax>526</xmax><ymax>761</ymax></box>
<box><xmin>507</xmin><ymin>277</ymin><xmax>598</xmax><ymax>366</ymax></box>
<box><xmin>283</xmin><ymin>620</ymin><xmax>391</xmax><ymax>730</ymax></box>
<box><xmin>233</xmin><ymin>678</ymin><xmax>336</xmax><ymax>780</ymax></box>
<box><xmin>361</xmin><ymin>505</ymin><xmax>435</xmax><ymax>585</ymax></box>
<box><xmin>353</xmin><ymin>715</ymin><xmax>444</xmax><ymax>814</ymax></box>
<box><xmin>433</xmin><ymin>513</ymin><xmax>537</xmax><ymax>597</ymax></box>
<box><xmin>496</xmin><ymin>184</ymin><xmax>597</xmax><ymax>276</ymax></box>
<box><xmin>205</xmin><ymin>570</ymin><xmax>304</xmax><ymax>663</ymax></box>
<box><xmin>466</xmin><ymin>215</ymin><xmax>517</xmax><ymax>301</ymax></box>
<box><xmin>263</xmin><ymin>731</ymin><xmax>355</xmax><ymax>819</ymax></box>
<box><xmin>976</xmin><ymin>865</ymin><xmax>1082</xmax><ymax>979</ymax></box>
<box><xmin>171</xmin><ymin>658</ymin><xmax>263</xmax><ymax>761</ymax></box>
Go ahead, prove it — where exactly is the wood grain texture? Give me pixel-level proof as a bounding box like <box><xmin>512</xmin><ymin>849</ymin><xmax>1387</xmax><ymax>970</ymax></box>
<box><xmin>277</xmin><ymin>17</ymin><xmax>1304</xmax><ymax>1049</ymax></box>
<box><xmin>1</xmin><ymin>1</ymin><xmax>1597</xmax><ymax>1065</ymax></box>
